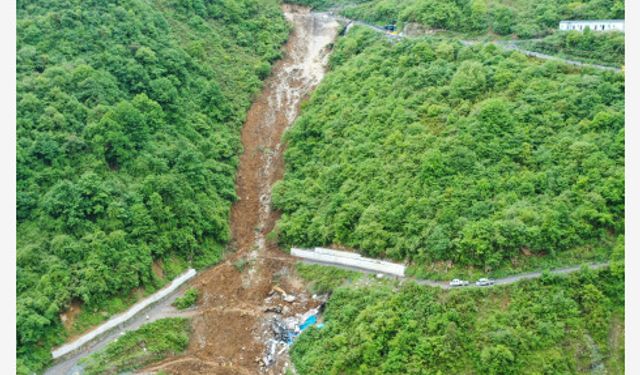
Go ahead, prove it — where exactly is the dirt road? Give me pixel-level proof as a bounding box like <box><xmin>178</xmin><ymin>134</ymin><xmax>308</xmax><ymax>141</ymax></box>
<box><xmin>139</xmin><ymin>6</ymin><xmax>341</xmax><ymax>375</ymax></box>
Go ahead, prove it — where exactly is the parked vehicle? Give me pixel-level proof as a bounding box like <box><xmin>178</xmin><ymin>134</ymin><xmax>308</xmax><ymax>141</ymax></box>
<box><xmin>475</xmin><ymin>278</ymin><xmax>495</xmax><ymax>286</ymax></box>
<box><xmin>449</xmin><ymin>279</ymin><xmax>469</xmax><ymax>287</ymax></box>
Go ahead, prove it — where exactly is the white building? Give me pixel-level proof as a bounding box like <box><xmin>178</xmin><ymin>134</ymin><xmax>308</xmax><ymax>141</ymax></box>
<box><xmin>559</xmin><ymin>19</ymin><xmax>624</xmax><ymax>32</ymax></box>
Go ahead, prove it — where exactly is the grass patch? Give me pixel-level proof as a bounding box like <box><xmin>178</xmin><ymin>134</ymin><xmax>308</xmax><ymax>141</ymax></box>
<box><xmin>606</xmin><ymin>310</ymin><xmax>625</xmax><ymax>374</ymax></box>
<box><xmin>296</xmin><ymin>262</ymin><xmax>362</xmax><ymax>294</ymax></box>
<box><xmin>172</xmin><ymin>287</ymin><xmax>199</xmax><ymax>310</ymax></box>
<box><xmin>518</xmin><ymin>30</ymin><xmax>624</xmax><ymax>68</ymax></box>
<box><xmin>80</xmin><ymin>318</ymin><xmax>191</xmax><ymax>375</ymax></box>
<box><xmin>68</xmin><ymin>290</ymin><xmax>156</xmax><ymax>338</ymax></box>
<box><xmin>162</xmin><ymin>256</ymin><xmax>190</xmax><ymax>280</ymax></box>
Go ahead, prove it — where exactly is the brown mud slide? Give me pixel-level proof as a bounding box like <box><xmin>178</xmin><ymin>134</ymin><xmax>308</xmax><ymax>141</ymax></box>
<box><xmin>141</xmin><ymin>6</ymin><xmax>340</xmax><ymax>375</ymax></box>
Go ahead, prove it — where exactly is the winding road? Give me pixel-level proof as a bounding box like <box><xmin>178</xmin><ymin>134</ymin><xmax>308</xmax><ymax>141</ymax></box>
<box><xmin>462</xmin><ymin>40</ymin><xmax>622</xmax><ymax>72</ymax></box>
<box><xmin>299</xmin><ymin>258</ymin><xmax>610</xmax><ymax>289</ymax></box>
<box><xmin>335</xmin><ymin>15</ymin><xmax>622</xmax><ymax>72</ymax></box>
<box><xmin>44</xmin><ymin>282</ymin><xmax>196</xmax><ymax>375</ymax></box>
<box><xmin>43</xmin><ymin>9</ymin><xmax>616</xmax><ymax>375</ymax></box>
<box><xmin>414</xmin><ymin>262</ymin><xmax>610</xmax><ymax>289</ymax></box>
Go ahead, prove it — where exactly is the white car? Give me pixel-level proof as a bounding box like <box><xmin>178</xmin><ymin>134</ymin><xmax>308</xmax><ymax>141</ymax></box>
<box><xmin>449</xmin><ymin>279</ymin><xmax>469</xmax><ymax>287</ymax></box>
<box><xmin>475</xmin><ymin>278</ymin><xmax>495</xmax><ymax>286</ymax></box>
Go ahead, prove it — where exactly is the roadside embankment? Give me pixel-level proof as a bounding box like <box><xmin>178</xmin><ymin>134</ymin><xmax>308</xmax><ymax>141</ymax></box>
<box><xmin>45</xmin><ymin>269</ymin><xmax>196</xmax><ymax>374</ymax></box>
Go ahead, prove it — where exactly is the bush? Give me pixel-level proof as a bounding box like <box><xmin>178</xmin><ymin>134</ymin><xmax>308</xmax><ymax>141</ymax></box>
<box><xmin>273</xmin><ymin>28</ymin><xmax>624</xmax><ymax>272</ymax></box>
<box><xmin>492</xmin><ymin>6</ymin><xmax>515</xmax><ymax>35</ymax></box>
<box><xmin>16</xmin><ymin>0</ymin><xmax>289</xmax><ymax>371</ymax></box>
<box><xmin>172</xmin><ymin>287</ymin><xmax>199</xmax><ymax>310</ymax></box>
<box><xmin>291</xmin><ymin>270</ymin><xmax>624</xmax><ymax>374</ymax></box>
<box><xmin>450</xmin><ymin>60</ymin><xmax>487</xmax><ymax>99</ymax></box>
<box><xmin>81</xmin><ymin>318</ymin><xmax>191</xmax><ymax>375</ymax></box>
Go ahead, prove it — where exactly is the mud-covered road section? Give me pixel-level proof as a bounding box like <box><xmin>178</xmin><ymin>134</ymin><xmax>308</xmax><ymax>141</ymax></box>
<box><xmin>141</xmin><ymin>6</ymin><xmax>340</xmax><ymax>375</ymax></box>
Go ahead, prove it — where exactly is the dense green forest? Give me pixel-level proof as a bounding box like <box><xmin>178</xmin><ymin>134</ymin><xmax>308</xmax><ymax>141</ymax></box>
<box><xmin>272</xmin><ymin>27</ymin><xmax>624</xmax><ymax>272</ymax></box>
<box><xmin>291</xmin><ymin>266</ymin><xmax>624</xmax><ymax>374</ymax></box>
<box><xmin>290</xmin><ymin>0</ymin><xmax>624</xmax><ymax>38</ymax></box>
<box><xmin>81</xmin><ymin>318</ymin><xmax>190</xmax><ymax>375</ymax></box>
<box><xmin>520</xmin><ymin>29</ymin><xmax>624</xmax><ymax>67</ymax></box>
<box><xmin>16</xmin><ymin>0</ymin><xmax>288</xmax><ymax>372</ymax></box>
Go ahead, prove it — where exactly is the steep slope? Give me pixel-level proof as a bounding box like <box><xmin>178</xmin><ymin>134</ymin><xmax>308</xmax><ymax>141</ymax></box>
<box><xmin>291</xmin><ymin>267</ymin><xmax>624</xmax><ymax>374</ymax></box>
<box><xmin>141</xmin><ymin>6</ymin><xmax>342</xmax><ymax>374</ymax></box>
<box><xmin>16</xmin><ymin>0</ymin><xmax>288</xmax><ymax>372</ymax></box>
<box><xmin>272</xmin><ymin>27</ymin><xmax>624</xmax><ymax>275</ymax></box>
<box><xmin>519</xmin><ymin>29</ymin><xmax>624</xmax><ymax>67</ymax></box>
<box><xmin>336</xmin><ymin>0</ymin><xmax>624</xmax><ymax>38</ymax></box>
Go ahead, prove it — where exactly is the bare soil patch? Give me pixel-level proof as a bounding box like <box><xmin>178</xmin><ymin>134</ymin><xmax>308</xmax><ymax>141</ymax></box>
<box><xmin>60</xmin><ymin>300</ymin><xmax>82</xmax><ymax>332</ymax></box>
<box><xmin>141</xmin><ymin>5</ymin><xmax>340</xmax><ymax>374</ymax></box>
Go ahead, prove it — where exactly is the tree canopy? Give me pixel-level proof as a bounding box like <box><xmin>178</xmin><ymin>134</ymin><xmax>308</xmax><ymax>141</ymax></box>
<box><xmin>16</xmin><ymin>0</ymin><xmax>289</xmax><ymax>372</ymax></box>
<box><xmin>272</xmin><ymin>27</ymin><xmax>624</xmax><ymax>272</ymax></box>
<box><xmin>520</xmin><ymin>29</ymin><xmax>624</xmax><ymax>67</ymax></box>
<box><xmin>291</xmin><ymin>268</ymin><xmax>624</xmax><ymax>374</ymax></box>
<box><xmin>334</xmin><ymin>0</ymin><xmax>624</xmax><ymax>37</ymax></box>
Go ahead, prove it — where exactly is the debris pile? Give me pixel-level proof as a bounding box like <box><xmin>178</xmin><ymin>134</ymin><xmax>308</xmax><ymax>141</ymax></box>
<box><xmin>260</xmin><ymin>291</ymin><xmax>328</xmax><ymax>368</ymax></box>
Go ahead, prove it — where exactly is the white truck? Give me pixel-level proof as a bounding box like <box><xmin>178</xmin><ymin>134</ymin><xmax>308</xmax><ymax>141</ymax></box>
<box><xmin>449</xmin><ymin>279</ymin><xmax>469</xmax><ymax>287</ymax></box>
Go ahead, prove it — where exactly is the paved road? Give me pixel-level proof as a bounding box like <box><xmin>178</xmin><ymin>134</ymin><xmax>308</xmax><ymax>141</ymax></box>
<box><xmin>44</xmin><ymin>282</ymin><xmax>195</xmax><ymax>375</ymax></box>
<box><xmin>460</xmin><ymin>40</ymin><xmax>621</xmax><ymax>72</ymax></box>
<box><xmin>47</xmin><ymin>258</ymin><xmax>608</xmax><ymax>375</ymax></box>
<box><xmin>43</xmin><ymin>12</ymin><xmax>616</xmax><ymax>374</ymax></box>
<box><xmin>416</xmin><ymin>262</ymin><xmax>609</xmax><ymax>289</ymax></box>
<box><xmin>299</xmin><ymin>258</ymin><xmax>609</xmax><ymax>289</ymax></box>
<box><xmin>332</xmin><ymin>15</ymin><xmax>403</xmax><ymax>40</ymax></box>
<box><xmin>335</xmin><ymin>15</ymin><xmax>621</xmax><ymax>72</ymax></box>
<box><xmin>500</xmin><ymin>42</ymin><xmax>621</xmax><ymax>72</ymax></box>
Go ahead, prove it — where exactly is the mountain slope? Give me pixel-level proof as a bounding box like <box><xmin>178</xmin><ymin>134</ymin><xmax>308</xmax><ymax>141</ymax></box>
<box><xmin>272</xmin><ymin>27</ymin><xmax>624</xmax><ymax>274</ymax></box>
<box><xmin>16</xmin><ymin>0</ymin><xmax>288</xmax><ymax>372</ymax></box>
<box><xmin>291</xmin><ymin>267</ymin><xmax>624</xmax><ymax>374</ymax></box>
<box><xmin>337</xmin><ymin>0</ymin><xmax>624</xmax><ymax>38</ymax></box>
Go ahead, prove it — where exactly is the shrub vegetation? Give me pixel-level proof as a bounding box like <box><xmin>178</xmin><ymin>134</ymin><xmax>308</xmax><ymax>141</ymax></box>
<box><xmin>335</xmin><ymin>0</ymin><xmax>624</xmax><ymax>38</ymax></box>
<box><xmin>520</xmin><ymin>29</ymin><xmax>624</xmax><ymax>67</ymax></box>
<box><xmin>296</xmin><ymin>263</ymin><xmax>363</xmax><ymax>294</ymax></box>
<box><xmin>291</xmin><ymin>268</ymin><xmax>624</xmax><ymax>374</ymax></box>
<box><xmin>172</xmin><ymin>287</ymin><xmax>199</xmax><ymax>310</ymax></box>
<box><xmin>16</xmin><ymin>0</ymin><xmax>288</xmax><ymax>372</ymax></box>
<box><xmin>273</xmin><ymin>27</ymin><xmax>624</xmax><ymax>273</ymax></box>
<box><xmin>81</xmin><ymin>318</ymin><xmax>191</xmax><ymax>375</ymax></box>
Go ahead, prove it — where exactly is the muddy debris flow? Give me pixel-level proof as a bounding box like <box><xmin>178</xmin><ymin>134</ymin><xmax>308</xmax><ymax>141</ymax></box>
<box><xmin>140</xmin><ymin>6</ymin><xmax>340</xmax><ymax>375</ymax></box>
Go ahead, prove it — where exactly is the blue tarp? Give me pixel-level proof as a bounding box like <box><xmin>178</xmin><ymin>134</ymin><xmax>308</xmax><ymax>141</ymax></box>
<box><xmin>299</xmin><ymin>315</ymin><xmax>318</xmax><ymax>331</ymax></box>
<box><xmin>286</xmin><ymin>315</ymin><xmax>320</xmax><ymax>346</ymax></box>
